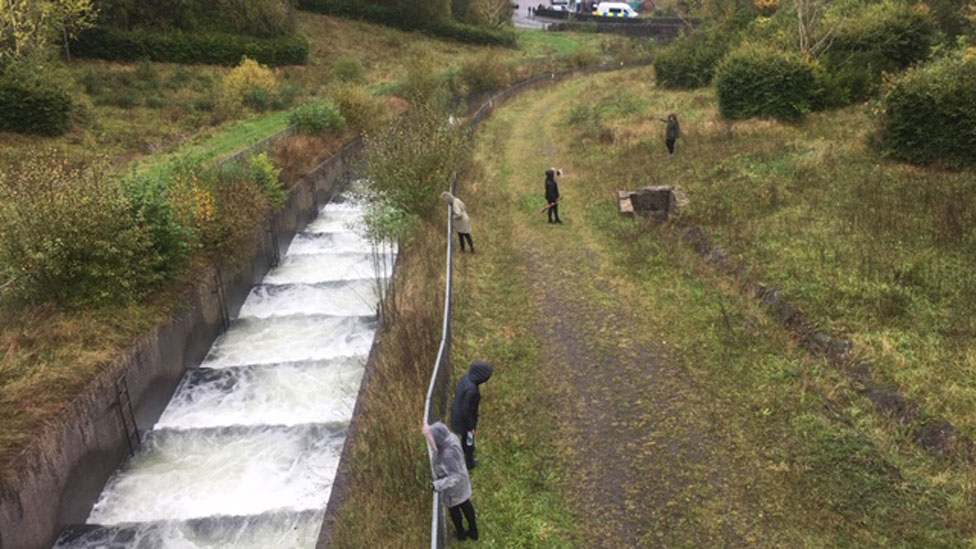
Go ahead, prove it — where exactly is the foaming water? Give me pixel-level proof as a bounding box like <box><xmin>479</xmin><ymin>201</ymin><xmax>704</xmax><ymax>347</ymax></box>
<box><xmin>304</xmin><ymin>210</ymin><xmax>365</xmax><ymax>234</ymax></box>
<box><xmin>156</xmin><ymin>359</ymin><xmax>365</xmax><ymax>429</ymax></box>
<box><xmin>59</xmin><ymin>187</ymin><xmax>393</xmax><ymax>548</ymax></box>
<box><xmin>56</xmin><ymin>510</ymin><xmax>324</xmax><ymax>549</ymax></box>
<box><xmin>87</xmin><ymin>424</ymin><xmax>346</xmax><ymax>524</ymax></box>
<box><xmin>202</xmin><ymin>315</ymin><xmax>376</xmax><ymax>368</ymax></box>
<box><xmin>263</xmin><ymin>253</ymin><xmax>393</xmax><ymax>285</ymax></box>
<box><xmin>286</xmin><ymin>232</ymin><xmax>371</xmax><ymax>255</ymax></box>
<box><xmin>238</xmin><ymin>280</ymin><xmax>383</xmax><ymax>319</ymax></box>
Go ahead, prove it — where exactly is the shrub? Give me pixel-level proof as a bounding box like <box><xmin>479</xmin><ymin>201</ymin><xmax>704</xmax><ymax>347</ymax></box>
<box><xmin>297</xmin><ymin>0</ymin><xmax>517</xmax><ymax>46</ymax></box>
<box><xmin>289</xmin><ymin>100</ymin><xmax>346</xmax><ymax>135</ymax></box>
<box><xmin>715</xmin><ymin>43</ymin><xmax>817</xmax><ymax>121</ymax></box>
<box><xmin>94</xmin><ymin>0</ymin><xmax>296</xmax><ymax>37</ymax></box>
<box><xmin>0</xmin><ymin>61</ymin><xmax>73</xmax><ymax>136</ymax></box>
<box><xmin>569</xmin><ymin>48</ymin><xmax>601</xmax><ymax>68</ymax></box>
<box><xmin>330</xmin><ymin>84</ymin><xmax>384</xmax><ymax>131</ymax></box>
<box><xmin>366</xmin><ymin>104</ymin><xmax>469</xmax><ymax>220</ymax></box>
<box><xmin>879</xmin><ymin>53</ymin><xmax>976</xmax><ymax>168</ymax></box>
<box><xmin>0</xmin><ymin>153</ymin><xmax>162</xmax><ymax>306</ymax></box>
<box><xmin>818</xmin><ymin>2</ymin><xmax>936</xmax><ymax>105</ymax></box>
<box><xmin>0</xmin><ymin>81</ymin><xmax>73</xmax><ymax>136</ymax></box>
<box><xmin>655</xmin><ymin>29</ymin><xmax>731</xmax><ymax>89</ymax></box>
<box><xmin>219</xmin><ymin>57</ymin><xmax>279</xmax><ymax>116</ymax></box>
<box><xmin>246</xmin><ymin>152</ymin><xmax>286</xmax><ymax>209</ymax></box>
<box><xmin>274</xmin><ymin>82</ymin><xmax>300</xmax><ymax>110</ymax></box>
<box><xmin>71</xmin><ymin>27</ymin><xmax>309</xmax><ymax>66</ymax></box>
<box><xmin>330</xmin><ymin>56</ymin><xmax>367</xmax><ymax>84</ymax></box>
<box><xmin>134</xmin><ymin>60</ymin><xmax>160</xmax><ymax>90</ymax></box>
<box><xmin>459</xmin><ymin>53</ymin><xmax>512</xmax><ymax>94</ymax></box>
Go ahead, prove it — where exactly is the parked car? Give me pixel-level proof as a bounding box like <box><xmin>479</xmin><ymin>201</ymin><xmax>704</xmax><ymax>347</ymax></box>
<box><xmin>549</xmin><ymin>0</ymin><xmax>569</xmax><ymax>10</ymax></box>
<box><xmin>594</xmin><ymin>1</ymin><xmax>639</xmax><ymax>17</ymax></box>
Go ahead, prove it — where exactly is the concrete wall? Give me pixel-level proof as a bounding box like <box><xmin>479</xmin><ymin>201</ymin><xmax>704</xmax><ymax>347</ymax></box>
<box><xmin>0</xmin><ymin>138</ymin><xmax>363</xmax><ymax>549</ymax></box>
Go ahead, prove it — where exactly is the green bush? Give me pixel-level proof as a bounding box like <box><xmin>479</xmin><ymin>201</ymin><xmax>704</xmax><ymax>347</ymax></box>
<box><xmin>830</xmin><ymin>3</ymin><xmax>935</xmax><ymax>69</ymax></box>
<box><xmin>0</xmin><ymin>81</ymin><xmax>73</xmax><ymax>136</ymax></box>
<box><xmin>879</xmin><ymin>53</ymin><xmax>976</xmax><ymax>168</ymax></box>
<box><xmin>655</xmin><ymin>29</ymin><xmax>731</xmax><ymax>89</ymax></box>
<box><xmin>0</xmin><ymin>153</ymin><xmax>162</xmax><ymax>306</ymax></box>
<box><xmin>330</xmin><ymin>84</ymin><xmax>384</xmax><ymax>131</ymax></box>
<box><xmin>297</xmin><ymin>0</ymin><xmax>517</xmax><ymax>46</ymax></box>
<box><xmin>331</xmin><ymin>56</ymin><xmax>367</xmax><ymax>84</ymax></box>
<box><xmin>246</xmin><ymin>152</ymin><xmax>286</xmax><ymax>209</ymax></box>
<box><xmin>0</xmin><ymin>61</ymin><xmax>73</xmax><ymax>136</ymax></box>
<box><xmin>818</xmin><ymin>2</ymin><xmax>936</xmax><ymax>105</ymax></box>
<box><xmin>71</xmin><ymin>27</ymin><xmax>308</xmax><ymax>66</ymax></box>
<box><xmin>94</xmin><ymin>0</ymin><xmax>296</xmax><ymax>37</ymax></box>
<box><xmin>289</xmin><ymin>100</ymin><xmax>347</xmax><ymax>134</ymax></box>
<box><xmin>365</xmin><ymin>104</ymin><xmax>469</xmax><ymax>220</ymax></box>
<box><xmin>715</xmin><ymin>43</ymin><xmax>817</xmax><ymax>121</ymax></box>
<box><xmin>458</xmin><ymin>53</ymin><xmax>512</xmax><ymax>94</ymax></box>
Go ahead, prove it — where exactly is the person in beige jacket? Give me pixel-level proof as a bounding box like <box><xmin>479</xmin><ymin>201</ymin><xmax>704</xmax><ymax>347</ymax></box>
<box><xmin>440</xmin><ymin>191</ymin><xmax>475</xmax><ymax>253</ymax></box>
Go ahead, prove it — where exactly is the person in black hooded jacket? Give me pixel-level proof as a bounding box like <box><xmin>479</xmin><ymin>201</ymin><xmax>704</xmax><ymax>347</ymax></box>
<box><xmin>544</xmin><ymin>168</ymin><xmax>562</xmax><ymax>224</ymax></box>
<box><xmin>451</xmin><ymin>361</ymin><xmax>493</xmax><ymax>471</ymax></box>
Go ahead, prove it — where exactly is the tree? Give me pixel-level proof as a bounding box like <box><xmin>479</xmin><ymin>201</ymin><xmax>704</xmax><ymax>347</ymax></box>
<box><xmin>465</xmin><ymin>0</ymin><xmax>513</xmax><ymax>26</ymax></box>
<box><xmin>0</xmin><ymin>0</ymin><xmax>96</xmax><ymax>64</ymax></box>
<box><xmin>49</xmin><ymin>0</ymin><xmax>97</xmax><ymax>61</ymax></box>
<box><xmin>794</xmin><ymin>0</ymin><xmax>834</xmax><ymax>58</ymax></box>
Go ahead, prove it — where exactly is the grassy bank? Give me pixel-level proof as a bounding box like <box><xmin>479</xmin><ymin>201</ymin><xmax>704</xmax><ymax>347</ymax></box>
<box><xmin>557</xmin><ymin>68</ymin><xmax>976</xmax><ymax>442</ymax></box>
<box><xmin>442</xmin><ymin>73</ymin><xmax>974</xmax><ymax>544</ymax></box>
<box><xmin>0</xmin><ymin>15</ymin><xmax>629</xmax><ymax>173</ymax></box>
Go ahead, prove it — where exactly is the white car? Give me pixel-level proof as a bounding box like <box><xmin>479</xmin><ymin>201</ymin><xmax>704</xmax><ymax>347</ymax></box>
<box><xmin>594</xmin><ymin>2</ymin><xmax>639</xmax><ymax>17</ymax></box>
<box><xmin>549</xmin><ymin>0</ymin><xmax>569</xmax><ymax>10</ymax></box>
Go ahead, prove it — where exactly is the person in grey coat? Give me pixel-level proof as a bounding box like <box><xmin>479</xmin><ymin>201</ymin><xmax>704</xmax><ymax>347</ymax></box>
<box><xmin>440</xmin><ymin>191</ymin><xmax>475</xmax><ymax>253</ymax></box>
<box><xmin>423</xmin><ymin>422</ymin><xmax>479</xmax><ymax>541</ymax></box>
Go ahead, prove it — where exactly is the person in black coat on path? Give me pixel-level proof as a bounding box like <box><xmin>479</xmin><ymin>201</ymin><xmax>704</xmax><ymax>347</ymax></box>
<box><xmin>451</xmin><ymin>361</ymin><xmax>493</xmax><ymax>471</ymax></box>
<box><xmin>544</xmin><ymin>168</ymin><xmax>562</xmax><ymax>224</ymax></box>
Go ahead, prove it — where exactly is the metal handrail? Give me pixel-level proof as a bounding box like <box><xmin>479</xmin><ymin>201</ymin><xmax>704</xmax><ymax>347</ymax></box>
<box><xmin>424</xmin><ymin>174</ymin><xmax>458</xmax><ymax>548</ymax></box>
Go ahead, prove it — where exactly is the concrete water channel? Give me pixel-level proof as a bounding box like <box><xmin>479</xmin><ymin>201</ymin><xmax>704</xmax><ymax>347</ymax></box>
<box><xmin>53</xmin><ymin>185</ymin><xmax>395</xmax><ymax>548</ymax></box>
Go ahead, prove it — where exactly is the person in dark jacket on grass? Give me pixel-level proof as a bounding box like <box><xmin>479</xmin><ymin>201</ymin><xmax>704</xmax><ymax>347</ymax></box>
<box><xmin>660</xmin><ymin>113</ymin><xmax>681</xmax><ymax>156</ymax></box>
<box><xmin>544</xmin><ymin>168</ymin><xmax>562</xmax><ymax>224</ymax></box>
<box><xmin>423</xmin><ymin>422</ymin><xmax>478</xmax><ymax>541</ymax></box>
<box><xmin>451</xmin><ymin>361</ymin><xmax>493</xmax><ymax>471</ymax></box>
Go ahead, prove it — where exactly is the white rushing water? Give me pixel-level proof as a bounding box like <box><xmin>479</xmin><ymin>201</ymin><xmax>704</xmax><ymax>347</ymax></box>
<box><xmin>56</xmin><ymin>188</ymin><xmax>391</xmax><ymax>549</ymax></box>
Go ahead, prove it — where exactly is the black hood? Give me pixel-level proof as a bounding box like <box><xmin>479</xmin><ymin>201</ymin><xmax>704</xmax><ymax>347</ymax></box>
<box><xmin>468</xmin><ymin>361</ymin><xmax>493</xmax><ymax>385</ymax></box>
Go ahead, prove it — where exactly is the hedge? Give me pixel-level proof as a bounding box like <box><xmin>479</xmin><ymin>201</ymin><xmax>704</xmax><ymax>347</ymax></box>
<box><xmin>0</xmin><ymin>81</ymin><xmax>72</xmax><ymax>136</ymax></box>
<box><xmin>879</xmin><ymin>54</ymin><xmax>976</xmax><ymax>168</ymax></box>
<box><xmin>297</xmin><ymin>0</ymin><xmax>517</xmax><ymax>47</ymax></box>
<box><xmin>93</xmin><ymin>0</ymin><xmax>296</xmax><ymax>38</ymax></box>
<box><xmin>71</xmin><ymin>27</ymin><xmax>308</xmax><ymax>66</ymax></box>
<box><xmin>715</xmin><ymin>43</ymin><xmax>817</xmax><ymax>122</ymax></box>
<box><xmin>654</xmin><ymin>29</ymin><xmax>730</xmax><ymax>89</ymax></box>
<box><xmin>817</xmin><ymin>2</ymin><xmax>936</xmax><ymax>105</ymax></box>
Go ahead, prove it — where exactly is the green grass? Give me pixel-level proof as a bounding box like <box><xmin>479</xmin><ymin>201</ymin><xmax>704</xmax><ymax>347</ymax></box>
<box><xmin>556</xmin><ymin>68</ymin><xmax>976</xmax><ymax>444</ymax></box>
<box><xmin>445</xmin><ymin>71</ymin><xmax>976</xmax><ymax>545</ymax></box>
<box><xmin>135</xmin><ymin>110</ymin><xmax>291</xmax><ymax>178</ymax></box>
<box><xmin>516</xmin><ymin>30</ymin><xmax>610</xmax><ymax>57</ymax></box>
